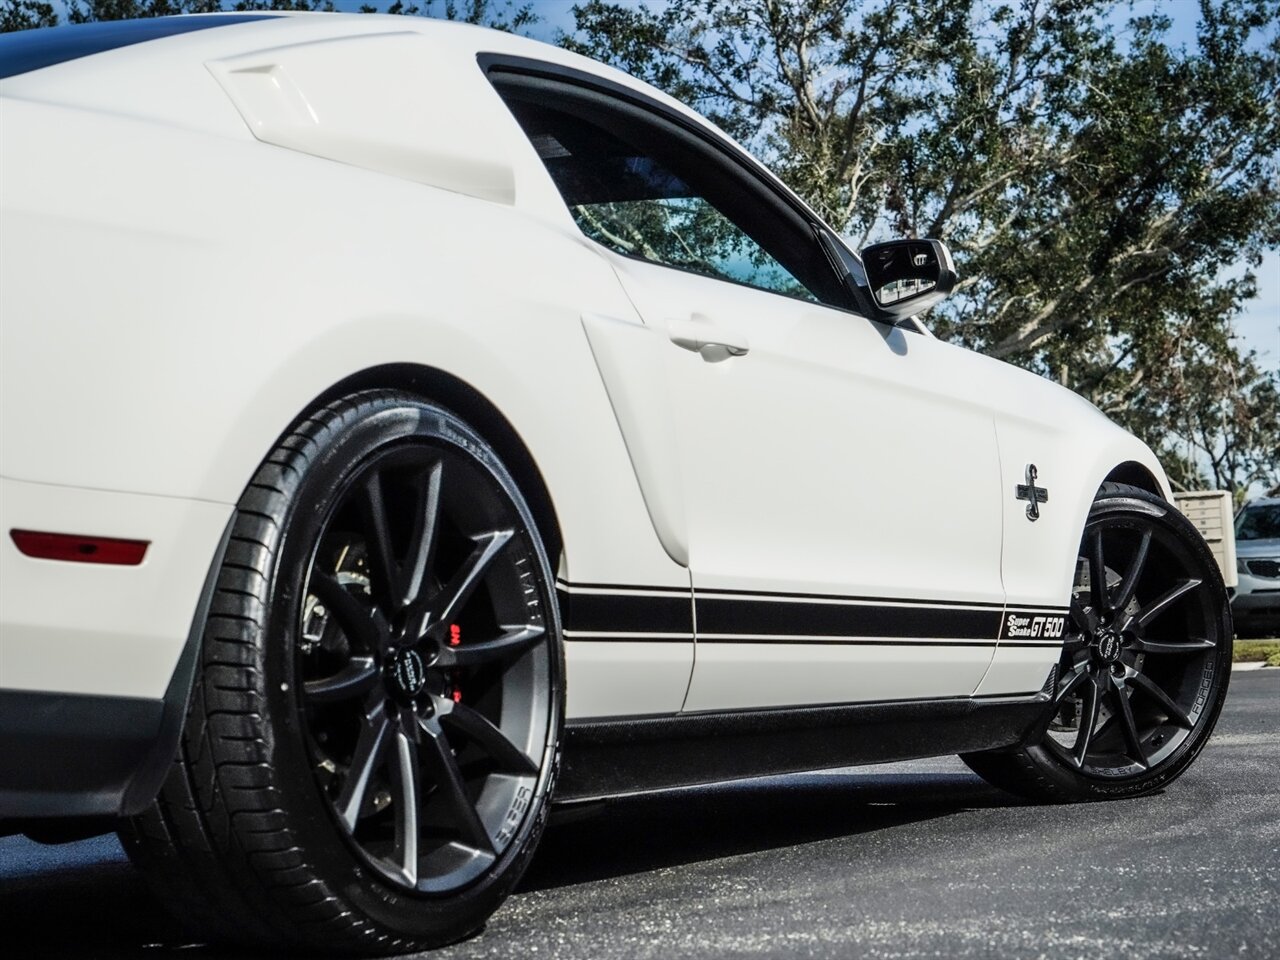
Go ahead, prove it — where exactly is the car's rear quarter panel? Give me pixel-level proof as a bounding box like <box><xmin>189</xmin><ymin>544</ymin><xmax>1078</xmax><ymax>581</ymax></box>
<box><xmin>0</xmin><ymin>46</ymin><xmax>689</xmax><ymax>714</ymax></box>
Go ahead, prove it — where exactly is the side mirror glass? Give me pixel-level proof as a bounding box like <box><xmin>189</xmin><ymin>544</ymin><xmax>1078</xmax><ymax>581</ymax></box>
<box><xmin>858</xmin><ymin>238</ymin><xmax>957</xmax><ymax>319</ymax></box>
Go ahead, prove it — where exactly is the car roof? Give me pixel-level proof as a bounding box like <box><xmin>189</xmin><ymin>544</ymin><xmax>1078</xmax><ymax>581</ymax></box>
<box><xmin>0</xmin><ymin>13</ymin><xmax>701</xmax><ymax>124</ymax></box>
<box><xmin>0</xmin><ymin>13</ymin><xmax>792</xmax><ymax>221</ymax></box>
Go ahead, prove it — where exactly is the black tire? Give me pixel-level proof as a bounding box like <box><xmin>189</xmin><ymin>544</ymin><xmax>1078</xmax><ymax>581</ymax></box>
<box><xmin>119</xmin><ymin>391</ymin><xmax>564</xmax><ymax>955</ymax></box>
<box><xmin>962</xmin><ymin>482</ymin><xmax>1232</xmax><ymax>802</ymax></box>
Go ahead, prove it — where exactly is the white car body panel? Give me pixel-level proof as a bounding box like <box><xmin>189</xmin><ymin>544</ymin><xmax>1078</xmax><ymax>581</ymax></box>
<box><xmin>0</xmin><ymin>477</ymin><xmax>231</xmax><ymax>698</ymax></box>
<box><xmin>605</xmin><ymin>256</ymin><xmax>1007</xmax><ymax>709</ymax></box>
<box><xmin>579</xmin><ymin>311</ymin><xmax>690</xmax><ymax>567</ymax></box>
<box><xmin>975</xmin><ymin>379</ymin><xmax>1172</xmax><ymax>696</ymax></box>
<box><xmin>685</xmin><ymin>640</ymin><xmax>999</xmax><ymax>712</ymax></box>
<box><xmin>208</xmin><ymin>31</ymin><xmax>521</xmax><ymax>204</ymax></box>
<box><xmin>0</xmin><ymin>13</ymin><xmax>1172</xmax><ymax>735</ymax></box>
<box><xmin>613</xmin><ymin>257</ymin><xmax>1006</xmax><ymax>604</ymax></box>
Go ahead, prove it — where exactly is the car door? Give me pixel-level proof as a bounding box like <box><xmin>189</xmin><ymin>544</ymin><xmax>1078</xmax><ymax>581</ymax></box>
<box><xmin>488</xmin><ymin>66</ymin><xmax>1009</xmax><ymax>711</ymax></box>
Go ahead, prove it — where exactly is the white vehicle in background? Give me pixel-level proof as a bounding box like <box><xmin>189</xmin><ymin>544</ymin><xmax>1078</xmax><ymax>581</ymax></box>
<box><xmin>1232</xmin><ymin>497</ymin><xmax>1280</xmax><ymax>637</ymax></box>
<box><xmin>0</xmin><ymin>13</ymin><xmax>1233</xmax><ymax>955</ymax></box>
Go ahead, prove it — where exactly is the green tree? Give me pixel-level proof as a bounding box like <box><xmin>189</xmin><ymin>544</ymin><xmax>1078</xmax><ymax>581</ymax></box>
<box><xmin>2</xmin><ymin>0</ymin><xmax>537</xmax><ymax>29</ymax></box>
<box><xmin>566</xmin><ymin>0</ymin><xmax>1280</xmax><ymax>497</ymax></box>
<box><xmin>1</xmin><ymin>0</ymin><xmax>58</xmax><ymax>29</ymax></box>
<box><xmin>62</xmin><ymin>0</ymin><xmax>331</xmax><ymax>18</ymax></box>
<box><xmin>365</xmin><ymin>0</ymin><xmax>539</xmax><ymax>32</ymax></box>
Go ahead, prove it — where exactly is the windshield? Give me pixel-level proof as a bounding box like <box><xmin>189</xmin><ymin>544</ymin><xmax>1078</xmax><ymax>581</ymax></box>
<box><xmin>1235</xmin><ymin>503</ymin><xmax>1280</xmax><ymax>541</ymax></box>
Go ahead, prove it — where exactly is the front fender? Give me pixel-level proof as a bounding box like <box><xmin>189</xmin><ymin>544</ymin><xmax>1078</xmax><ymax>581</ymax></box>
<box><xmin>973</xmin><ymin>368</ymin><xmax>1170</xmax><ymax>697</ymax></box>
<box><xmin>995</xmin><ymin>386</ymin><xmax>1170</xmax><ymax>611</ymax></box>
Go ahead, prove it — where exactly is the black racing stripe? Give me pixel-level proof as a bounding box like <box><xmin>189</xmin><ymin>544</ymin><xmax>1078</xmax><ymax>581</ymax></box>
<box><xmin>559</xmin><ymin>591</ymin><xmax>692</xmax><ymax>635</ymax></box>
<box><xmin>696</xmin><ymin>638</ymin><xmax>993</xmax><ymax>647</ymax></box>
<box><xmin>563</xmin><ymin>635</ymin><xmax>691</xmax><ymax>643</ymax></box>
<box><xmin>696</xmin><ymin>587</ymin><xmax>1007</xmax><ymax>609</ymax></box>
<box><xmin>556</xmin><ymin>580</ymin><xmax>691</xmax><ymax>594</ymax></box>
<box><xmin>552</xmin><ymin>583</ymin><xmax>1064</xmax><ymax>643</ymax></box>
<box><xmin>697</xmin><ymin>597</ymin><xmax>1001</xmax><ymax>640</ymax></box>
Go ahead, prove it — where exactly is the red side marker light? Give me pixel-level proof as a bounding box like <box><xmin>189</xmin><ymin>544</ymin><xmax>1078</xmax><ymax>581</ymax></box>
<box><xmin>449</xmin><ymin>624</ymin><xmax>462</xmax><ymax>646</ymax></box>
<box><xmin>10</xmin><ymin>529</ymin><xmax>149</xmax><ymax>566</ymax></box>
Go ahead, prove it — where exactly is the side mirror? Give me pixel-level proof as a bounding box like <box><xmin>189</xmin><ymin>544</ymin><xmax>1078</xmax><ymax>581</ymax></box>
<box><xmin>858</xmin><ymin>238</ymin><xmax>957</xmax><ymax>319</ymax></box>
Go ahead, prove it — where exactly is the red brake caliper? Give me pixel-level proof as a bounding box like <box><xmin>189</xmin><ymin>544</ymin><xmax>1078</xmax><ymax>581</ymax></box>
<box><xmin>449</xmin><ymin>624</ymin><xmax>462</xmax><ymax>702</ymax></box>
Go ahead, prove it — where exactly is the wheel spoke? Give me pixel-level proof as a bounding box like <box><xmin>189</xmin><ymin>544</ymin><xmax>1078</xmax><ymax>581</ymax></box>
<box><xmin>1053</xmin><ymin>667</ymin><xmax>1089</xmax><ymax>706</ymax></box>
<box><xmin>389</xmin><ymin>719</ymin><xmax>421</xmax><ymax>887</ymax></box>
<box><xmin>436</xmin><ymin>624</ymin><xmax>545</xmax><ymax>670</ymax></box>
<box><xmin>440</xmin><ymin>701</ymin><xmax>538</xmax><ymax>775</ymax></box>
<box><xmin>399</xmin><ymin>461</ymin><xmax>444</xmax><ymax>609</ymax></box>
<box><xmin>1111</xmin><ymin>529</ymin><xmax>1151</xmax><ymax>614</ymax></box>
<box><xmin>307</xmin><ymin>572</ymin><xmax>382</xmax><ymax>653</ymax></box>
<box><xmin>1109</xmin><ymin>678</ymin><xmax>1148</xmax><ymax>769</ymax></box>
<box><xmin>1072</xmin><ymin>674</ymin><xmax>1103</xmax><ymax>767</ymax></box>
<box><xmin>1088</xmin><ymin>528</ymin><xmax>1109</xmax><ymax>614</ymax></box>
<box><xmin>1069</xmin><ymin>595</ymin><xmax>1099</xmax><ymax>636</ymax></box>
<box><xmin>1132</xmin><ymin>636</ymin><xmax>1216</xmax><ymax>655</ymax></box>
<box><xmin>1129</xmin><ymin>671</ymin><xmax>1193</xmax><ymax>729</ymax></box>
<box><xmin>426</xmin><ymin>530</ymin><xmax>515</xmax><ymax>632</ymax></box>
<box><xmin>360</xmin><ymin>472</ymin><xmax>400</xmax><ymax>608</ymax></box>
<box><xmin>1134</xmin><ymin>578</ymin><xmax>1202</xmax><ymax>630</ymax></box>
<box><xmin>336</xmin><ymin>705</ymin><xmax>392</xmax><ymax>831</ymax></box>
<box><xmin>304</xmin><ymin>656</ymin><xmax>378</xmax><ymax>704</ymax></box>
<box><xmin>1062</xmin><ymin>635</ymin><xmax>1090</xmax><ymax>654</ymax></box>
<box><xmin>418</xmin><ymin>720</ymin><xmax>494</xmax><ymax>854</ymax></box>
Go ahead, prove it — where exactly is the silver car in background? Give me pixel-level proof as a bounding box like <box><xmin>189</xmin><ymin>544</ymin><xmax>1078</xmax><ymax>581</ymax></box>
<box><xmin>1233</xmin><ymin>497</ymin><xmax>1280</xmax><ymax>637</ymax></box>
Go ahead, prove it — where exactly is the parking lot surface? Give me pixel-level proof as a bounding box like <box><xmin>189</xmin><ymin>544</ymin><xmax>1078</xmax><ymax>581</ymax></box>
<box><xmin>3</xmin><ymin>669</ymin><xmax>1276</xmax><ymax>959</ymax></box>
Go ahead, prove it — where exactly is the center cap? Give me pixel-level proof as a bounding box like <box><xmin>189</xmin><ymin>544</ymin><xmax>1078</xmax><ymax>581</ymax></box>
<box><xmin>388</xmin><ymin>648</ymin><xmax>427</xmax><ymax>701</ymax></box>
<box><xmin>1096</xmin><ymin>630</ymin><xmax>1123</xmax><ymax>664</ymax></box>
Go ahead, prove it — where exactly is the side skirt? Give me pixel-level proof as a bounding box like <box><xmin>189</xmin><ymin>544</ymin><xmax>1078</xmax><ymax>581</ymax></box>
<box><xmin>556</xmin><ymin>691</ymin><xmax>1054</xmax><ymax>802</ymax></box>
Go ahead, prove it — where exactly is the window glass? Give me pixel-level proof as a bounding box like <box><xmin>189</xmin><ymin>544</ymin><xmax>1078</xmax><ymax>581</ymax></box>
<box><xmin>1236</xmin><ymin>504</ymin><xmax>1280</xmax><ymax>541</ymax></box>
<box><xmin>0</xmin><ymin>16</ymin><xmax>280</xmax><ymax>80</ymax></box>
<box><xmin>499</xmin><ymin>90</ymin><xmax>822</xmax><ymax>303</ymax></box>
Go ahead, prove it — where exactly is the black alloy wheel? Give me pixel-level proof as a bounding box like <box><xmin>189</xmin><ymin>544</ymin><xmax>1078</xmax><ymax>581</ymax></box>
<box><xmin>121</xmin><ymin>392</ymin><xmax>563</xmax><ymax>955</ymax></box>
<box><xmin>963</xmin><ymin>483</ymin><xmax>1231</xmax><ymax>801</ymax></box>
<box><xmin>299</xmin><ymin>439</ymin><xmax>552</xmax><ymax>894</ymax></box>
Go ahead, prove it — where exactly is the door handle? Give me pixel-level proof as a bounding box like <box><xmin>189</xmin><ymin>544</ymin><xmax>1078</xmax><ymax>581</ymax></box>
<box><xmin>667</xmin><ymin>315</ymin><xmax>750</xmax><ymax>358</ymax></box>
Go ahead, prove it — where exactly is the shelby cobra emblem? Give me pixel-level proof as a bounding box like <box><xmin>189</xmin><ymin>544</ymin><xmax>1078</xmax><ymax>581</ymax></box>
<box><xmin>1017</xmin><ymin>463</ymin><xmax>1050</xmax><ymax>521</ymax></box>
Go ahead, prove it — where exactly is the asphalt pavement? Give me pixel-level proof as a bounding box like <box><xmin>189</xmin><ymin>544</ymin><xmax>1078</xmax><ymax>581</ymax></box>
<box><xmin>2</xmin><ymin>668</ymin><xmax>1277</xmax><ymax>960</ymax></box>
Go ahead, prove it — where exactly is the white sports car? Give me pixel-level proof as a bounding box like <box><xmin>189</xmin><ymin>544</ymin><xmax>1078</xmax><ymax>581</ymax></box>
<box><xmin>0</xmin><ymin>13</ymin><xmax>1231</xmax><ymax>954</ymax></box>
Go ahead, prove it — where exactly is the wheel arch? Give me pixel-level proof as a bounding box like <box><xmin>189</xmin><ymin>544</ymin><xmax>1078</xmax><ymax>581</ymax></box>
<box><xmin>1102</xmin><ymin>460</ymin><xmax>1166</xmax><ymax>500</ymax></box>
<box><xmin>296</xmin><ymin>363</ymin><xmax>565</xmax><ymax>572</ymax></box>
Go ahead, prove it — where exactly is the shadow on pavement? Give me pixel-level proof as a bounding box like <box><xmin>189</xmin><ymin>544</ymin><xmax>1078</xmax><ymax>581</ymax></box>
<box><xmin>523</xmin><ymin>769</ymin><xmax>1015</xmax><ymax>891</ymax></box>
<box><xmin>1</xmin><ymin>769</ymin><xmax>1014</xmax><ymax>958</ymax></box>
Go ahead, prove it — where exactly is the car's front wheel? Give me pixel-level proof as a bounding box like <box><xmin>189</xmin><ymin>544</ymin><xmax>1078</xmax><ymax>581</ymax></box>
<box><xmin>963</xmin><ymin>482</ymin><xmax>1231</xmax><ymax>802</ymax></box>
<box><xmin>120</xmin><ymin>391</ymin><xmax>564</xmax><ymax>955</ymax></box>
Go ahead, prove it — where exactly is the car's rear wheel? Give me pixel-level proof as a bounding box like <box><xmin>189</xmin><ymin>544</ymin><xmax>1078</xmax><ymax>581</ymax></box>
<box><xmin>962</xmin><ymin>482</ymin><xmax>1231</xmax><ymax>801</ymax></box>
<box><xmin>120</xmin><ymin>391</ymin><xmax>563</xmax><ymax>955</ymax></box>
